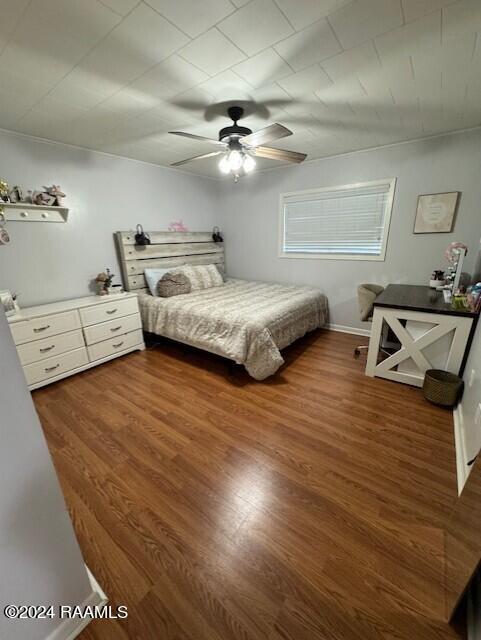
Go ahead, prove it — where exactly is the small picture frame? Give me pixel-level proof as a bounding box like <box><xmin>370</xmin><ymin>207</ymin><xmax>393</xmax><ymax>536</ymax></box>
<box><xmin>0</xmin><ymin>289</ymin><xmax>17</xmax><ymax>317</ymax></box>
<box><xmin>413</xmin><ymin>191</ymin><xmax>460</xmax><ymax>234</ymax></box>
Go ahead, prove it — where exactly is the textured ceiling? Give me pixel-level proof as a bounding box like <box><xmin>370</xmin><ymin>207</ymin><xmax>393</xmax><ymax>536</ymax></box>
<box><xmin>1</xmin><ymin>0</ymin><xmax>480</xmax><ymax>177</ymax></box>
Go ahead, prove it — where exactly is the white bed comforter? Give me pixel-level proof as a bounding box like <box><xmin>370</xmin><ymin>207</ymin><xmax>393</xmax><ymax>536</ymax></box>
<box><xmin>138</xmin><ymin>278</ymin><xmax>328</xmax><ymax>380</ymax></box>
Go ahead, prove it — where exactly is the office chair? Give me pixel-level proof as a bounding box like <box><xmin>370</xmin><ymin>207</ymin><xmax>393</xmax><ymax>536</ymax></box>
<box><xmin>354</xmin><ymin>284</ymin><xmax>391</xmax><ymax>358</ymax></box>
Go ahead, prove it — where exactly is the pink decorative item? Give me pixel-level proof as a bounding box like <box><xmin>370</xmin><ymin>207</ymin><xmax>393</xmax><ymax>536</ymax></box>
<box><xmin>445</xmin><ymin>242</ymin><xmax>468</xmax><ymax>264</ymax></box>
<box><xmin>168</xmin><ymin>220</ymin><xmax>189</xmax><ymax>232</ymax></box>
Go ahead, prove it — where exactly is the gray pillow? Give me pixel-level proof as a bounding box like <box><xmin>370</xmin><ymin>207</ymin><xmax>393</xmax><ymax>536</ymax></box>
<box><xmin>157</xmin><ymin>271</ymin><xmax>192</xmax><ymax>297</ymax></box>
<box><xmin>177</xmin><ymin>264</ymin><xmax>224</xmax><ymax>290</ymax></box>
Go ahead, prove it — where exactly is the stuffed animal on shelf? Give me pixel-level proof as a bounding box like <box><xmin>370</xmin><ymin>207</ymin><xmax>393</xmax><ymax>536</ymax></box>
<box><xmin>43</xmin><ymin>185</ymin><xmax>65</xmax><ymax>206</ymax></box>
<box><xmin>168</xmin><ymin>220</ymin><xmax>188</xmax><ymax>232</ymax></box>
<box><xmin>32</xmin><ymin>190</ymin><xmax>55</xmax><ymax>206</ymax></box>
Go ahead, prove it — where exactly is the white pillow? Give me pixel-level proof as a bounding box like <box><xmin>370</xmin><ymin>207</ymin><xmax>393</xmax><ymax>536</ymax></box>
<box><xmin>144</xmin><ymin>267</ymin><xmax>183</xmax><ymax>296</ymax></box>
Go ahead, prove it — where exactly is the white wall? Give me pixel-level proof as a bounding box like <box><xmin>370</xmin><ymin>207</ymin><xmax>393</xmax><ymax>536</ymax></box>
<box><xmin>220</xmin><ymin>129</ymin><xmax>481</xmax><ymax>330</ymax></box>
<box><xmin>1</xmin><ymin>127</ymin><xmax>480</xmax><ymax>328</ymax></box>
<box><xmin>0</xmin><ymin>306</ymin><xmax>93</xmax><ymax>640</ymax></box>
<box><xmin>0</xmin><ymin>130</ymin><xmax>219</xmax><ymax>307</ymax></box>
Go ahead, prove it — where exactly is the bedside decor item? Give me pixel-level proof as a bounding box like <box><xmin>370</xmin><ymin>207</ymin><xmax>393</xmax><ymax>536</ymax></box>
<box><xmin>414</xmin><ymin>191</ymin><xmax>460</xmax><ymax>233</ymax></box>
<box><xmin>0</xmin><ymin>290</ymin><xmax>17</xmax><ymax>317</ymax></box>
<box><xmin>0</xmin><ymin>210</ymin><xmax>10</xmax><ymax>245</ymax></box>
<box><xmin>109</xmin><ymin>284</ymin><xmax>124</xmax><ymax>295</ymax></box>
<box><xmin>212</xmin><ymin>226</ymin><xmax>223</xmax><ymax>242</ymax></box>
<box><xmin>134</xmin><ymin>224</ymin><xmax>150</xmax><ymax>245</ymax></box>
<box><xmin>168</xmin><ymin>220</ymin><xmax>188</xmax><ymax>232</ymax></box>
<box><xmin>0</xmin><ymin>179</ymin><xmax>10</xmax><ymax>202</ymax></box>
<box><xmin>95</xmin><ymin>268</ymin><xmax>115</xmax><ymax>295</ymax></box>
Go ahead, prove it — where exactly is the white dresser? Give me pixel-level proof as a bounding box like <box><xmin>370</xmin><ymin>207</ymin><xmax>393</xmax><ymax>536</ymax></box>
<box><xmin>8</xmin><ymin>293</ymin><xmax>145</xmax><ymax>390</ymax></box>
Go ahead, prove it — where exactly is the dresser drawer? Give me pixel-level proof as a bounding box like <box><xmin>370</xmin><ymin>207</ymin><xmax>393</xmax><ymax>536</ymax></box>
<box><xmin>17</xmin><ymin>329</ymin><xmax>85</xmax><ymax>365</ymax></box>
<box><xmin>10</xmin><ymin>310</ymin><xmax>81</xmax><ymax>345</ymax></box>
<box><xmin>87</xmin><ymin>329</ymin><xmax>143</xmax><ymax>362</ymax></box>
<box><xmin>83</xmin><ymin>313</ymin><xmax>142</xmax><ymax>346</ymax></box>
<box><xmin>80</xmin><ymin>297</ymin><xmax>139</xmax><ymax>327</ymax></box>
<box><xmin>23</xmin><ymin>347</ymin><xmax>88</xmax><ymax>386</ymax></box>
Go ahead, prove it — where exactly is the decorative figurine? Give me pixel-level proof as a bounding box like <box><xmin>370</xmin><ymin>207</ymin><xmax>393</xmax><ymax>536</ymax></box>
<box><xmin>9</xmin><ymin>186</ymin><xmax>23</xmax><ymax>203</ymax></box>
<box><xmin>32</xmin><ymin>190</ymin><xmax>55</xmax><ymax>206</ymax></box>
<box><xmin>43</xmin><ymin>185</ymin><xmax>65</xmax><ymax>206</ymax></box>
<box><xmin>95</xmin><ymin>269</ymin><xmax>115</xmax><ymax>295</ymax></box>
<box><xmin>0</xmin><ymin>180</ymin><xmax>10</xmax><ymax>202</ymax></box>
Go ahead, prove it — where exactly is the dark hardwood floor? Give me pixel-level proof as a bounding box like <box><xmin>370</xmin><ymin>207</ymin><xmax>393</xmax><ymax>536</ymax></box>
<box><xmin>33</xmin><ymin>330</ymin><xmax>461</xmax><ymax>640</ymax></box>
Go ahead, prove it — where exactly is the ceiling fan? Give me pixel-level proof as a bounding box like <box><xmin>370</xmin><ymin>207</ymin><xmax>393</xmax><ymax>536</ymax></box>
<box><xmin>168</xmin><ymin>105</ymin><xmax>307</xmax><ymax>180</ymax></box>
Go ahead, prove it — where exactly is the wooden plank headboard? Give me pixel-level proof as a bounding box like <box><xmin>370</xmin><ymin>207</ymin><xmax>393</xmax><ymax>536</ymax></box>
<box><xmin>115</xmin><ymin>231</ymin><xmax>224</xmax><ymax>292</ymax></box>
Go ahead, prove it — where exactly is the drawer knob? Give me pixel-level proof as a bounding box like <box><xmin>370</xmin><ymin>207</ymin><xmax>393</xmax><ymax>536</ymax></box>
<box><xmin>110</xmin><ymin>326</ymin><xmax>122</xmax><ymax>332</ymax></box>
<box><xmin>106</xmin><ymin>308</ymin><xmax>118</xmax><ymax>315</ymax></box>
<box><xmin>45</xmin><ymin>364</ymin><xmax>60</xmax><ymax>372</ymax></box>
<box><xmin>112</xmin><ymin>341</ymin><xmax>124</xmax><ymax>349</ymax></box>
<box><xmin>34</xmin><ymin>325</ymin><xmax>50</xmax><ymax>333</ymax></box>
<box><xmin>39</xmin><ymin>345</ymin><xmax>55</xmax><ymax>353</ymax></box>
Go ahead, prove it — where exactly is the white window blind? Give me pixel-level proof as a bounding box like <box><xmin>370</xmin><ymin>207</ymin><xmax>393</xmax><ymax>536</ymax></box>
<box><xmin>280</xmin><ymin>179</ymin><xmax>396</xmax><ymax>261</ymax></box>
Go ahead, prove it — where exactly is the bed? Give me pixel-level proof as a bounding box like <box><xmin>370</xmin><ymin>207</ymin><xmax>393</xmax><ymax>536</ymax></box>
<box><xmin>116</xmin><ymin>231</ymin><xmax>328</xmax><ymax>379</ymax></box>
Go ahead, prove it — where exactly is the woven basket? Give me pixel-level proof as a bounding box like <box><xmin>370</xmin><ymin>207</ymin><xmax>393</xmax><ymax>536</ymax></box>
<box><xmin>423</xmin><ymin>369</ymin><xmax>464</xmax><ymax>407</ymax></box>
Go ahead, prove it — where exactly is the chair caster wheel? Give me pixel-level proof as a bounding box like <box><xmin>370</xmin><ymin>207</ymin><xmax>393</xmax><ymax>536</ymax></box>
<box><xmin>354</xmin><ymin>348</ymin><xmax>361</xmax><ymax>358</ymax></box>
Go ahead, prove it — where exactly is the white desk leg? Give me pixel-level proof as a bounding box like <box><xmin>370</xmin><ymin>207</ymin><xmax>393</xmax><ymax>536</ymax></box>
<box><xmin>365</xmin><ymin>307</ymin><xmax>384</xmax><ymax>377</ymax></box>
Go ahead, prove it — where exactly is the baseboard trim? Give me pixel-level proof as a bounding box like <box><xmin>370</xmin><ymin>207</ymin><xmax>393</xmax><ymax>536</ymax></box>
<box><xmin>327</xmin><ymin>323</ymin><xmax>371</xmax><ymax>337</ymax></box>
<box><xmin>453</xmin><ymin>404</ymin><xmax>469</xmax><ymax>495</ymax></box>
<box><xmin>468</xmin><ymin>573</ymin><xmax>481</xmax><ymax>640</ymax></box>
<box><xmin>45</xmin><ymin>566</ymin><xmax>107</xmax><ymax>640</ymax></box>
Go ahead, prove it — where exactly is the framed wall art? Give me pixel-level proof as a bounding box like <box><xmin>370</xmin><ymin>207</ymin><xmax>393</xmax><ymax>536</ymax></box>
<box><xmin>413</xmin><ymin>191</ymin><xmax>460</xmax><ymax>234</ymax></box>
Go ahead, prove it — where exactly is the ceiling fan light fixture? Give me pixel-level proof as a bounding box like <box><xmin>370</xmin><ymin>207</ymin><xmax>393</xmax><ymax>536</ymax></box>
<box><xmin>218</xmin><ymin>154</ymin><xmax>231</xmax><ymax>174</ymax></box>
<box><xmin>171</xmin><ymin>104</ymin><xmax>305</xmax><ymax>175</ymax></box>
<box><xmin>243</xmin><ymin>154</ymin><xmax>256</xmax><ymax>173</ymax></box>
<box><xmin>218</xmin><ymin>150</ymin><xmax>256</xmax><ymax>177</ymax></box>
<box><xmin>228</xmin><ymin>149</ymin><xmax>243</xmax><ymax>172</ymax></box>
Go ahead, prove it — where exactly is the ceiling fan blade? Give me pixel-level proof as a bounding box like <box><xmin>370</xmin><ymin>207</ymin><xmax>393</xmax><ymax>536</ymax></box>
<box><xmin>253</xmin><ymin>146</ymin><xmax>307</xmax><ymax>164</ymax></box>
<box><xmin>240</xmin><ymin>123</ymin><xmax>292</xmax><ymax>147</ymax></box>
<box><xmin>171</xmin><ymin>151</ymin><xmax>223</xmax><ymax>167</ymax></box>
<box><xmin>169</xmin><ymin>99</ymin><xmax>208</xmax><ymax>111</ymax></box>
<box><xmin>169</xmin><ymin>131</ymin><xmax>226</xmax><ymax>147</ymax></box>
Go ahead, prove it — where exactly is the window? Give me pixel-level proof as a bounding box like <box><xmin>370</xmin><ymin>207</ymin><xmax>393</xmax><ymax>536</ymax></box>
<box><xmin>279</xmin><ymin>178</ymin><xmax>396</xmax><ymax>261</ymax></box>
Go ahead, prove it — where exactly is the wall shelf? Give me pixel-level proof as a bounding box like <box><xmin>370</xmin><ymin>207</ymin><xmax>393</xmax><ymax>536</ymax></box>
<box><xmin>0</xmin><ymin>202</ymin><xmax>69</xmax><ymax>223</ymax></box>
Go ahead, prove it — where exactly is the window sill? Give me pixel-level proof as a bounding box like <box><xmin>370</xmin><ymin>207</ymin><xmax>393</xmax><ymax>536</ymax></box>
<box><xmin>278</xmin><ymin>252</ymin><xmax>386</xmax><ymax>262</ymax></box>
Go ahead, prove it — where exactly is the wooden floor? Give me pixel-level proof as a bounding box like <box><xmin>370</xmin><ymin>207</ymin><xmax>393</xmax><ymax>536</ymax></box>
<box><xmin>33</xmin><ymin>330</ymin><xmax>462</xmax><ymax>640</ymax></box>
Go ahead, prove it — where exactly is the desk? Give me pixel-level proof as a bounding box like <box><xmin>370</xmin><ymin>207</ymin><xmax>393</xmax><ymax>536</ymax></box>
<box><xmin>366</xmin><ymin>284</ymin><xmax>479</xmax><ymax>387</ymax></box>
